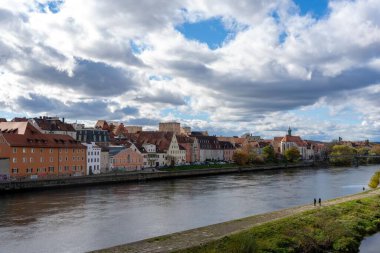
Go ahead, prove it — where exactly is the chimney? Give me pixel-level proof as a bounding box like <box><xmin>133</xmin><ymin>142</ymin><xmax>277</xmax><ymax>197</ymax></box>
<box><xmin>62</xmin><ymin>117</ymin><xmax>65</xmax><ymax>123</ymax></box>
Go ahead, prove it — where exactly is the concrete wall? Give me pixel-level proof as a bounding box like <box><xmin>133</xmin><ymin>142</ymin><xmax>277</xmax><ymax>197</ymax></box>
<box><xmin>0</xmin><ymin>163</ymin><xmax>312</xmax><ymax>192</ymax></box>
<box><xmin>0</xmin><ymin>158</ymin><xmax>10</xmax><ymax>178</ymax></box>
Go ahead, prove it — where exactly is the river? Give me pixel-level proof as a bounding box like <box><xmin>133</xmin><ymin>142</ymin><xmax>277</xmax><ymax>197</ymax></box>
<box><xmin>0</xmin><ymin>165</ymin><xmax>379</xmax><ymax>253</ymax></box>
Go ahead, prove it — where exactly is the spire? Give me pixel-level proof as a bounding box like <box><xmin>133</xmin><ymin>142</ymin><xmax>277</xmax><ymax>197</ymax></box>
<box><xmin>288</xmin><ymin>126</ymin><xmax>292</xmax><ymax>136</ymax></box>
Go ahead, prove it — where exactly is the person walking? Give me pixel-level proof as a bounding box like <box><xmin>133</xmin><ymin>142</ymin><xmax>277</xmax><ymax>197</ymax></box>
<box><xmin>314</xmin><ymin>198</ymin><xmax>316</xmax><ymax>206</ymax></box>
<box><xmin>318</xmin><ymin>198</ymin><xmax>321</xmax><ymax>206</ymax></box>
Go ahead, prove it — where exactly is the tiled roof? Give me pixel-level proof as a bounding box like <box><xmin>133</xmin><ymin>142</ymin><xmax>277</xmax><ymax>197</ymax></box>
<box><xmin>136</xmin><ymin>131</ymin><xmax>174</xmax><ymax>153</ymax></box>
<box><xmin>281</xmin><ymin>135</ymin><xmax>306</xmax><ymax>147</ymax></box>
<box><xmin>194</xmin><ymin>136</ymin><xmax>221</xmax><ymax>150</ymax></box>
<box><xmin>95</xmin><ymin>120</ymin><xmax>110</xmax><ymax>130</ymax></box>
<box><xmin>176</xmin><ymin>135</ymin><xmax>194</xmax><ymax>144</ymax></box>
<box><xmin>33</xmin><ymin>117</ymin><xmax>76</xmax><ymax>132</ymax></box>
<box><xmin>1</xmin><ymin>133</ymin><xmax>85</xmax><ymax>148</ymax></box>
<box><xmin>0</xmin><ymin>122</ymin><xmax>84</xmax><ymax>148</ymax></box>
<box><xmin>219</xmin><ymin>141</ymin><xmax>235</xmax><ymax>150</ymax></box>
<box><xmin>0</xmin><ymin>122</ymin><xmax>35</xmax><ymax>135</ymax></box>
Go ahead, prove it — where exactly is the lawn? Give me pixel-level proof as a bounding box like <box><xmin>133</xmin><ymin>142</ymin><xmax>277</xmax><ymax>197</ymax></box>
<box><xmin>176</xmin><ymin>195</ymin><xmax>380</xmax><ymax>253</ymax></box>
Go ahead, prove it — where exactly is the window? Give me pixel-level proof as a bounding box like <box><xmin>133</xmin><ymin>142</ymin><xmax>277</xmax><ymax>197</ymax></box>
<box><xmin>37</xmin><ymin>168</ymin><xmax>41</xmax><ymax>172</ymax></box>
<box><xmin>72</xmin><ymin>166</ymin><xmax>76</xmax><ymax>171</ymax></box>
<box><xmin>13</xmin><ymin>148</ymin><xmax>17</xmax><ymax>153</ymax></box>
<box><xmin>12</xmin><ymin>168</ymin><xmax>19</xmax><ymax>174</ymax></box>
<box><xmin>22</xmin><ymin>157</ymin><xmax>27</xmax><ymax>163</ymax></box>
<box><xmin>59</xmin><ymin>157</ymin><xmax>62</xmax><ymax>162</ymax></box>
<box><xmin>31</xmin><ymin>148</ymin><xmax>35</xmax><ymax>153</ymax></box>
<box><xmin>12</xmin><ymin>157</ymin><xmax>17</xmax><ymax>163</ymax></box>
<box><xmin>65</xmin><ymin>148</ymin><xmax>68</xmax><ymax>153</ymax></box>
<box><xmin>59</xmin><ymin>166</ymin><xmax>62</xmax><ymax>172</ymax></box>
<box><xmin>49</xmin><ymin>148</ymin><xmax>53</xmax><ymax>153</ymax></box>
<box><xmin>40</xmin><ymin>157</ymin><xmax>44</xmax><ymax>163</ymax></box>
<box><xmin>59</xmin><ymin>148</ymin><xmax>62</xmax><ymax>153</ymax></box>
<box><xmin>50</xmin><ymin>157</ymin><xmax>54</xmax><ymax>162</ymax></box>
<box><xmin>64</xmin><ymin>166</ymin><xmax>69</xmax><ymax>171</ymax></box>
<box><xmin>22</xmin><ymin>148</ymin><xmax>26</xmax><ymax>153</ymax></box>
<box><xmin>30</xmin><ymin>157</ymin><xmax>33</xmax><ymax>163</ymax></box>
<box><xmin>65</xmin><ymin>157</ymin><xmax>68</xmax><ymax>161</ymax></box>
<box><xmin>49</xmin><ymin>167</ymin><xmax>54</xmax><ymax>172</ymax></box>
<box><xmin>72</xmin><ymin>156</ymin><xmax>76</xmax><ymax>161</ymax></box>
<box><xmin>26</xmin><ymin>168</ymin><xmax>33</xmax><ymax>173</ymax></box>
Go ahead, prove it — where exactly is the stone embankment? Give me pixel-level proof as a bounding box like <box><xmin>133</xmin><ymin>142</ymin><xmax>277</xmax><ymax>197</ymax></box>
<box><xmin>93</xmin><ymin>188</ymin><xmax>380</xmax><ymax>253</ymax></box>
<box><xmin>0</xmin><ymin>163</ymin><xmax>312</xmax><ymax>192</ymax></box>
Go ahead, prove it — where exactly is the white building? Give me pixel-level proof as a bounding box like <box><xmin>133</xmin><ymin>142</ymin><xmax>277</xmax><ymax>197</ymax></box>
<box><xmin>140</xmin><ymin>143</ymin><xmax>167</xmax><ymax>168</ymax></box>
<box><xmin>82</xmin><ymin>142</ymin><xmax>101</xmax><ymax>175</ymax></box>
<box><xmin>280</xmin><ymin>128</ymin><xmax>307</xmax><ymax>160</ymax></box>
<box><xmin>136</xmin><ymin>132</ymin><xmax>186</xmax><ymax>166</ymax></box>
<box><xmin>193</xmin><ymin>136</ymin><xmax>224</xmax><ymax>162</ymax></box>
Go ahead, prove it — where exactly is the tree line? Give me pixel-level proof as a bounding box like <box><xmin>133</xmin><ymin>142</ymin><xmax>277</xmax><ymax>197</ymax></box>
<box><xmin>232</xmin><ymin>144</ymin><xmax>301</xmax><ymax>166</ymax></box>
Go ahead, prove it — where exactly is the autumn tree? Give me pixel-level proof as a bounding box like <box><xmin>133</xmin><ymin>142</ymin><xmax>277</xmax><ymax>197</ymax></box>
<box><xmin>356</xmin><ymin>147</ymin><xmax>370</xmax><ymax>165</ymax></box>
<box><xmin>262</xmin><ymin>145</ymin><xmax>276</xmax><ymax>163</ymax></box>
<box><xmin>329</xmin><ymin>145</ymin><xmax>355</xmax><ymax>166</ymax></box>
<box><xmin>369</xmin><ymin>145</ymin><xmax>380</xmax><ymax>163</ymax></box>
<box><xmin>233</xmin><ymin>149</ymin><xmax>250</xmax><ymax>165</ymax></box>
<box><xmin>368</xmin><ymin>171</ymin><xmax>380</xmax><ymax>189</ymax></box>
<box><xmin>285</xmin><ymin>147</ymin><xmax>301</xmax><ymax>162</ymax></box>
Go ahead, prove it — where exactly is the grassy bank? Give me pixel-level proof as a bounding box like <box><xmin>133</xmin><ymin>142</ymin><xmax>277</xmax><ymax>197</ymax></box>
<box><xmin>176</xmin><ymin>195</ymin><xmax>380</xmax><ymax>253</ymax></box>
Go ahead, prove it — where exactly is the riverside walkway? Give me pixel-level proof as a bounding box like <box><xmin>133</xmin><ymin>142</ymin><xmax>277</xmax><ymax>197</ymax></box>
<box><xmin>93</xmin><ymin>188</ymin><xmax>380</xmax><ymax>253</ymax></box>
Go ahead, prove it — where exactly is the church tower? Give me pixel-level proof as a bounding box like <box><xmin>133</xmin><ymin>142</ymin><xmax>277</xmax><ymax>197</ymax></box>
<box><xmin>287</xmin><ymin>126</ymin><xmax>292</xmax><ymax>136</ymax></box>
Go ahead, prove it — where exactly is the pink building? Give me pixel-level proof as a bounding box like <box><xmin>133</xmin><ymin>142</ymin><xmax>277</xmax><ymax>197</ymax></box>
<box><xmin>219</xmin><ymin>141</ymin><xmax>235</xmax><ymax>162</ymax></box>
<box><xmin>109</xmin><ymin>143</ymin><xmax>143</xmax><ymax>171</ymax></box>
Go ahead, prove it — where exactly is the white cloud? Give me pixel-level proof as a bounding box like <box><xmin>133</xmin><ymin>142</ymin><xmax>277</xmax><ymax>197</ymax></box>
<box><xmin>0</xmin><ymin>0</ymin><xmax>379</xmax><ymax>140</ymax></box>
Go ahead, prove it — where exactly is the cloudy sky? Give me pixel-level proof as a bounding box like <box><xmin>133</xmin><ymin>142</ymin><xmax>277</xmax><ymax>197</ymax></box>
<box><xmin>0</xmin><ymin>0</ymin><xmax>380</xmax><ymax>141</ymax></box>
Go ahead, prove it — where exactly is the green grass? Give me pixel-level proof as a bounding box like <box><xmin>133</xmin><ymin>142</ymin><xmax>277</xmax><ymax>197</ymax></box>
<box><xmin>175</xmin><ymin>195</ymin><xmax>380</xmax><ymax>253</ymax></box>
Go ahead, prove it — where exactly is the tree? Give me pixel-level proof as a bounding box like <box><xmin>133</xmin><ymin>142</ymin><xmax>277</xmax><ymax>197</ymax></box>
<box><xmin>368</xmin><ymin>171</ymin><xmax>380</xmax><ymax>189</ymax></box>
<box><xmin>233</xmin><ymin>149</ymin><xmax>250</xmax><ymax>165</ymax></box>
<box><xmin>285</xmin><ymin>147</ymin><xmax>301</xmax><ymax>162</ymax></box>
<box><xmin>329</xmin><ymin>145</ymin><xmax>355</xmax><ymax>166</ymax></box>
<box><xmin>369</xmin><ymin>145</ymin><xmax>380</xmax><ymax>164</ymax></box>
<box><xmin>356</xmin><ymin>147</ymin><xmax>370</xmax><ymax>165</ymax></box>
<box><xmin>262</xmin><ymin>145</ymin><xmax>276</xmax><ymax>163</ymax></box>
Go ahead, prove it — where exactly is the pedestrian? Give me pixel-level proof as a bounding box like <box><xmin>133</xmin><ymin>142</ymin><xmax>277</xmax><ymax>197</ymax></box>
<box><xmin>314</xmin><ymin>198</ymin><xmax>316</xmax><ymax>206</ymax></box>
<box><xmin>318</xmin><ymin>198</ymin><xmax>321</xmax><ymax>206</ymax></box>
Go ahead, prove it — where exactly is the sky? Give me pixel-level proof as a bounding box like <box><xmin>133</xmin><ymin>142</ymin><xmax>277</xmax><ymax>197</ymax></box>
<box><xmin>0</xmin><ymin>0</ymin><xmax>380</xmax><ymax>141</ymax></box>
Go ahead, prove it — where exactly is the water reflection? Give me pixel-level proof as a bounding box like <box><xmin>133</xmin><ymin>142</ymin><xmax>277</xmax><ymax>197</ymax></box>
<box><xmin>359</xmin><ymin>233</ymin><xmax>380</xmax><ymax>253</ymax></box>
<box><xmin>0</xmin><ymin>165</ymin><xmax>379</xmax><ymax>253</ymax></box>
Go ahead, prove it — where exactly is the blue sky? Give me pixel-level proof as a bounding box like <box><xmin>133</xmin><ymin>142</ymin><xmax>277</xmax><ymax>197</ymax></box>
<box><xmin>0</xmin><ymin>0</ymin><xmax>380</xmax><ymax>141</ymax></box>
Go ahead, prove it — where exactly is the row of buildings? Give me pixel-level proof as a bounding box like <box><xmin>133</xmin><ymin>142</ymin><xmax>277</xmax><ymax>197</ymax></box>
<box><xmin>0</xmin><ymin>117</ymin><xmax>327</xmax><ymax>179</ymax></box>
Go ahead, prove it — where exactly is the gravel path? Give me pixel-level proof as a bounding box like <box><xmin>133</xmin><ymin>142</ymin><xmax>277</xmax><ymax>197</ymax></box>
<box><xmin>93</xmin><ymin>189</ymin><xmax>380</xmax><ymax>253</ymax></box>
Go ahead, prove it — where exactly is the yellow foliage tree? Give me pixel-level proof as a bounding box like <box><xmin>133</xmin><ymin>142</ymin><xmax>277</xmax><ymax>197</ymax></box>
<box><xmin>368</xmin><ymin>171</ymin><xmax>380</xmax><ymax>189</ymax></box>
<box><xmin>233</xmin><ymin>149</ymin><xmax>250</xmax><ymax>166</ymax></box>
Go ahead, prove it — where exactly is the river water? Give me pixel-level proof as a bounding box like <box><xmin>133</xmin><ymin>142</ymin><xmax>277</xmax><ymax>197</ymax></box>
<box><xmin>0</xmin><ymin>165</ymin><xmax>379</xmax><ymax>253</ymax></box>
<box><xmin>359</xmin><ymin>232</ymin><xmax>380</xmax><ymax>252</ymax></box>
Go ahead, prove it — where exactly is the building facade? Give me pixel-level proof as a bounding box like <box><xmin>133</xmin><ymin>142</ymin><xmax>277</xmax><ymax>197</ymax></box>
<box><xmin>76</xmin><ymin>128</ymin><xmax>110</xmax><ymax>144</ymax></box>
<box><xmin>30</xmin><ymin>116</ymin><xmax>77</xmax><ymax>139</ymax></box>
<box><xmin>193</xmin><ymin>136</ymin><xmax>224</xmax><ymax>162</ymax></box>
<box><xmin>0</xmin><ymin>122</ymin><xmax>86</xmax><ymax>179</ymax></box>
<box><xmin>109</xmin><ymin>143</ymin><xmax>143</xmax><ymax>171</ymax></box>
<box><xmin>82</xmin><ymin>142</ymin><xmax>101</xmax><ymax>175</ymax></box>
<box><xmin>159</xmin><ymin>122</ymin><xmax>181</xmax><ymax>134</ymax></box>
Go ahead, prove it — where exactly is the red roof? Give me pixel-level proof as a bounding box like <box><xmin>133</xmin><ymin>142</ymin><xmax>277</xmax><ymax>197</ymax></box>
<box><xmin>0</xmin><ymin>122</ymin><xmax>84</xmax><ymax>148</ymax></box>
<box><xmin>281</xmin><ymin>135</ymin><xmax>306</xmax><ymax>147</ymax></box>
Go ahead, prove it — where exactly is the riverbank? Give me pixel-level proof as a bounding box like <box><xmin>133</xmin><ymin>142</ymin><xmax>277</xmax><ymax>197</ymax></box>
<box><xmin>94</xmin><ymin>188</ymin><xmax>380</xmax><ymax>253</ymax></box>
<box><xmin>0</xmin><ymin>163</ymin><xmax>312</xmax><ymax>193</ymax></box>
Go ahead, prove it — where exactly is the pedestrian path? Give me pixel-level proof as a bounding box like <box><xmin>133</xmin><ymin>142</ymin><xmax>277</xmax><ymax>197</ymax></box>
<box><xmin>94</xmin><ymin>189</ymin><xmax>380</xmax><ymax>253</ymax></box>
